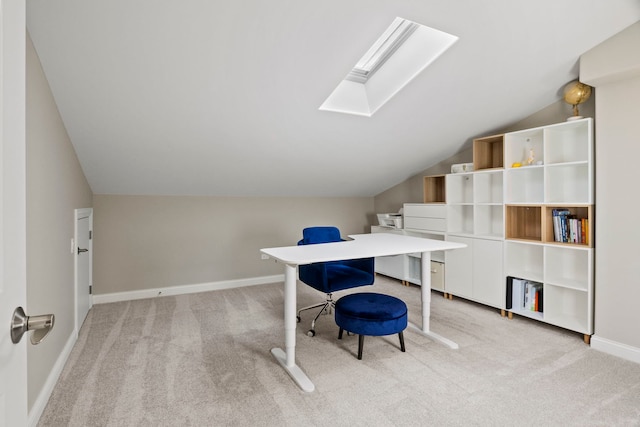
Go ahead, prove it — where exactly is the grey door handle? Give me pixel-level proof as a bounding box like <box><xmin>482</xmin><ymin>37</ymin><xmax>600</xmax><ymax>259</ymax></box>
<box><xmin>11</xmin><ymin>306</ymin><xmax>55</xmax><ymax>345</ymax></box>
<box><xmin>77</xmin><ymin>247</ymin><xmax>88</xmax><ymax>254</ymax></box>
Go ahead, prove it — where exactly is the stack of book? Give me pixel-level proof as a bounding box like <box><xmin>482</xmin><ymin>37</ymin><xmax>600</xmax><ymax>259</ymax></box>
<box><xmin>552</xmin><ymin>209</ymin><xmax>588</xmax><ymax>244</ymax></box>
<box><xmin>506</xmin><ymin>276</ymin><xmax>544</xmax><ymax>313</ymax></box>
<box><xmin>522</xmin><ymin>280</ymin><xmax>543</xmax><ymax>313</ymax></box>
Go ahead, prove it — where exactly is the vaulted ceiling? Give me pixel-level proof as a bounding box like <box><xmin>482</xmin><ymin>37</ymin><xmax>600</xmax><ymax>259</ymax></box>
<box><xmin>26</xmin><ymin>1</ymin><xmax>640</xmax><ymax>197</ymax></box>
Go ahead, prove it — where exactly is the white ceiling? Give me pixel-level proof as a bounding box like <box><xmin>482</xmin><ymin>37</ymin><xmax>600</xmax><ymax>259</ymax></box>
<box><xmin>26</xmin><ymin>1</ymin><xmax>640</xmax><ymax>197</ymax></box>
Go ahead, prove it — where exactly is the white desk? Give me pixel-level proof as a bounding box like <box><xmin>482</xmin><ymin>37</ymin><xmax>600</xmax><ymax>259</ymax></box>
<box><xmin>261</xmin><ymin>233</ymin><xmax>466</xmax><ymax>392</ymax></box>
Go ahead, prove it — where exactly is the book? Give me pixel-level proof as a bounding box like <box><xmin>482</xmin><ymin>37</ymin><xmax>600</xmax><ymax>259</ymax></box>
<box><xmin>579</xmin><ymin>218</ymin><xmax>590</xmax><ymax>245</ymax></box>
<box><xmin>522</xmin><ymin>280</ymin><xmax>543</xmax><ymax>312</ymax></box>
<box><xmin>506</xmin><ymin>276</ymin><xmax>514</xmax><ymax>310</ymax></box>
<box><xmin>584</xmin><ymin>219</ymin><xmax>589</xmax><ymax>245</ymax></box>
<box><xmin>552</xmin><ymin>209</ymin><xmax>571</xmax><ymax>242</ymax></box>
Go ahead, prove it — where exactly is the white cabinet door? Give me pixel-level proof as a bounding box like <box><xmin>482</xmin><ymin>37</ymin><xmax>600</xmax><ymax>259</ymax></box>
<box><xmin>445</xmin><ymin>235</ymin><xmax>473</xmax><ymax>297</ymax></box>
<box><xmin>472</xmin><ymin>239</ymin><xmax>504</xmax><ymax>307</ymax></box>
<box><xmin>375</xmin><ymin>255</ymin><xmax>405</xmax><ymax>280</ymax></box>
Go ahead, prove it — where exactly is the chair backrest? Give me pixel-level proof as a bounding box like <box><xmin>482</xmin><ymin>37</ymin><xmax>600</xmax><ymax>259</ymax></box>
<box><xmin>299</xmin><ymin>226</ymin><xmax>342</xmax><ymax>245</ymax></box>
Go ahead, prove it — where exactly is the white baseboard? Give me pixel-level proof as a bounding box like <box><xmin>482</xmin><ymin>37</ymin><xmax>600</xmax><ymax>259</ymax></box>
<box><xmin>591</xmin><ymin>335</ymin><xmax>640</xmax><ymax>364</ymax></box>
<box><xmin>92</xmin><ymin>274</ymin><xmax>285</xmax><ymax>305</ymax></box>
<box><xmin>29</xmin><ymin>331</ymin><xmax>77</xmax><ymax>427</ymax></box>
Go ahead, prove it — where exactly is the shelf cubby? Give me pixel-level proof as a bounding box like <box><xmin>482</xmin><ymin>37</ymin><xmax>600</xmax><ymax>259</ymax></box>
<box><xmin>505</xmin><ymin>167</ymin><xmax>543</xmax><ymax>203</ymax></box>
<box><xmin>474</xmin><ymin>205</ymin><xmax>504</xmax><ymax>238</ymax></box>
<box><xmin>474</xmin><ymin>170</ymin><xmax>503</xmax><ymax>204</ymax></box>
<box><xmin>545</xmin><ymin>163</ymin><xmax>591</xmax><ymax>203</ymax></box>
<box><xmin>446</xmin><ymin>173</ymin><xmax>474</xmax><ymax>204</ymax></box>
<box><xmin>544</xmin><ymin>120</ymin><xmax>591</xmax><ymax>165</ymax></box>
<box><xmin>506</xmin><ymin>277</ymin><xmax>544</xmax><ymax>321</ymax></box>
<box><xmin>506</xmin><ymin>205</ymin><xmax>542</xmax><ymax>242</ymax></box>
<box><xmin>423</xmin><ymin>175</ymin><xmax>446</xmax><ymax>203</ymax></box>
<box><xmin>505</xmin><ymin>128</ymin><xmax>544</xmax><ymax>168</ymax></box>
<box><xmin>543</xmin><ymin>205</ymin><xmax>593</xmax><ymax>247</ymax></box>
<box><xmin>543</xmin><ymin>285</ymin><xmax>589</xmax><ymax>333</ymax></box>
<box><xmin>544</xmin><ymin>245</ymin><xmax>590</xmax><ymax>291</ymax></box>
<box><xmin>473</xmin><ymin>134</ymin><xmax>504</xmax><ymax>170</ymax></box>
<box><xmin>505</xmin><ymin>241</ymin><xmax>543</xmax><ymax>283</ymax></box>
<box><xmin>447</xmin><ymin>204</ymin><xmax>474</xmax><ymax>235</ymax></box>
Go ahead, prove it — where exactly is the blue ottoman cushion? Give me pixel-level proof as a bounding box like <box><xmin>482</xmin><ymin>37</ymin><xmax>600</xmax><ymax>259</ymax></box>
<box><xmin>335</xmin><ymin>292</ymin><xmax>408</xmax><ymax>336</ymax></box>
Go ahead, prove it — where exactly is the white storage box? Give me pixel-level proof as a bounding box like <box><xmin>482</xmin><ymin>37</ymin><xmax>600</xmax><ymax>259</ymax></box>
<box><xmin>451</xmin><ymin>162</ymin><xmax>474</xmax><ymax>173</ymax></box>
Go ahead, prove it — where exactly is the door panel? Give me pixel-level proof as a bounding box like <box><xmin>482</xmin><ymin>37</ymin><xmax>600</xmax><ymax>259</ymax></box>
<box><xmin>76</xmin><ymin>210</ymin><xmax>92</xmax><ymax>330</ymax></box>
<box><xmin>1</xmin><ymin>0</ymin><xmax>28</xmax><ymax>424</ymax></box>
<box><xmin>473</xmin><ymin>239</ymin><xmax>504</xmax><ymax>307</ymax></box>
<box><xmin>445</xmin><ymin>235</ymin><xmax>473</xmax><ymax>297</ymax></box>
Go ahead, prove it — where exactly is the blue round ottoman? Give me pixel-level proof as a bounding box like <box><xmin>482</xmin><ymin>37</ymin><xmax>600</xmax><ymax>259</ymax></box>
<box><xmin>335</xmin><ymin>292</ymin><xmax>407</xmax><ymax>360</ymax></box>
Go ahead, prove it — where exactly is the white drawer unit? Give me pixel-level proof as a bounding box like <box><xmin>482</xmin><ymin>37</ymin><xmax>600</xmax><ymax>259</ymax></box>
<box><xmin>403</xmin><ymin>203</ymin><xmax>446</xmax><ymax>233</ymax></box>
<box><xmin>404</xmin><ymin>203</ymin><xmax>446</xmax><ymax>218</ymax></box>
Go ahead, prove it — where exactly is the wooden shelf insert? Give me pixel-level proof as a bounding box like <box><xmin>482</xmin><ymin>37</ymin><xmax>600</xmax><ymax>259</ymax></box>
<box><xmin>473</xmin><ymin>134</ymin><xmax>504</xmax><ymax>171</ymax></box>
<box><xmin>506</xmin><ymin>205</ymin><xmax>542</xmax><ymax>242</ymax></box>
<box><xmin>423</xmin><ymin>175</ymin><xmax>446</xmax><ymax>203</ymax></box>
<box><xmin>543</xmin><ymin>205</ymin><xmax>593</xmax><ymax>247</ymax></box>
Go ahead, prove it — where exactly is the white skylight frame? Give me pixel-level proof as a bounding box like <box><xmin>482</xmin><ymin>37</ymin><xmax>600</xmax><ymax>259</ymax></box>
<box><xmin>320</xmin><ymin>17</ymin><xmax>458</xmax><ymax>117</ymax></box>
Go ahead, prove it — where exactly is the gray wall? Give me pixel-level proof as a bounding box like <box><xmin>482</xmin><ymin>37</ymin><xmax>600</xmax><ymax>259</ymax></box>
<box><xmin>374</xmin><ymin>98</ymin><xmax>594</xmax><ymax>213</ymax></box>
<box><xmin>93</xmin><ymin>195</ymin><xmax>374</xmax><ymax>294</ymax></box>
<box><xmin>581</xmin><ymin>21</ymin><xmax>640</xmax><ymax>355</ymax></box>
<box><xmin>26</xmin><ymin>33</ymin><xmax>93</xmax><ymax>411</ymax></box>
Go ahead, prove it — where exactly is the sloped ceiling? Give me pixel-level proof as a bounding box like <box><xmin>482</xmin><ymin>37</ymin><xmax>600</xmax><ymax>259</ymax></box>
<box><xmin>26</xmin><ymin>1</ymin><xmax>640</xmax><ymax>197</ymax></box>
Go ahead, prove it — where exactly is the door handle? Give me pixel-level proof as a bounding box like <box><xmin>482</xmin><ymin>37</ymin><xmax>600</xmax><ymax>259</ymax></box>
<box><xmin>10</xmin><ymin>306</ymin><xmax>55</xmax><ymax>345</ymax></box>
<box><xmin>77</xmin><ymin>247</ymin><xmax>88</xmax><ymax>254</ymax></box>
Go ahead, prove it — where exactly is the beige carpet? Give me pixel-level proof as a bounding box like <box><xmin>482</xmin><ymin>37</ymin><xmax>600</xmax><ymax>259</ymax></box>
<box><xmin>38</xmin><ymin>276</ymin><xmax>640</xmax><ymax>426</ymax></box>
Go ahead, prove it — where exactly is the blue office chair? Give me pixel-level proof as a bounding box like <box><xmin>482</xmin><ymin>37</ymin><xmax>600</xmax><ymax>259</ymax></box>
<box><xmin>296</xmin><ymin>226</ymin><xmax>375</xmax><ymax>337</ymax></box>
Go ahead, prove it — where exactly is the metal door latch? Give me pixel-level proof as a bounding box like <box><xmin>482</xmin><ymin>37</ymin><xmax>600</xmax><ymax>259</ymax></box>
<box><xmin>10</xmin><ymin>306</ymin><xmax>55</xmax><ymax>345</ymax></box>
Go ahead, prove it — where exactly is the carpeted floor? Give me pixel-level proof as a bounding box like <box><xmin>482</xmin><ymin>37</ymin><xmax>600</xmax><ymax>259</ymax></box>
<box><xmin>38</xmin><ymin>276</ymin><xmax>640</xmax><ymax>426</ymax></box>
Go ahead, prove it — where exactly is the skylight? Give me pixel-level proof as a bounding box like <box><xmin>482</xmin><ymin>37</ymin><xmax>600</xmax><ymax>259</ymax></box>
<box><xmin>320</xmin><ymin>17</ymin><xmax>458</xmax><ymax>117</ymax></box>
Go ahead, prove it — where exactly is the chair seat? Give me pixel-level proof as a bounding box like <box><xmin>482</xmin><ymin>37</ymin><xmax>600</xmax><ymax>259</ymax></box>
<box><xmin>324</xmin><ymin>264</ymin><xmax>375</xmax><ymax>291</ymax></box>
<box><xmin>335</xmin><ymin>292</ymin><xmax>407</xmax><ymax>337</ymax></box>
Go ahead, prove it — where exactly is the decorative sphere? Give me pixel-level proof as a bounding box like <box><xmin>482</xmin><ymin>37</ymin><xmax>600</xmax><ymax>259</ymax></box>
<box><xmin>563</xmin><ymin>81</ymin><xmax>592</xmax><ymax>106</ymax></box>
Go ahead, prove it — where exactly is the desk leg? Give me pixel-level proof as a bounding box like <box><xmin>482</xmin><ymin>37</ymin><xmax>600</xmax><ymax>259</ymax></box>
<box><xmin>408</xmin><ymin>251</ymin><xmax>459</xmax><ymax>350</ymax></box>
<box><xmin>271</xmin><ymin>263</ymin><xmax>315</xmax><ymax>392</ymax></box>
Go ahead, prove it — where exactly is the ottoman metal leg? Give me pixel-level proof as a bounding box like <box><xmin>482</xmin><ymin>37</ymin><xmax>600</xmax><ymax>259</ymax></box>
<box><xmin>358</xmin><ymin>335</ymin><xmax>364</xmax><ymax>360</ymax></box>
<box><xmin>399</xmin><ymin>331</ymin><xmax>406</xmax><ymax>352</ymax></box>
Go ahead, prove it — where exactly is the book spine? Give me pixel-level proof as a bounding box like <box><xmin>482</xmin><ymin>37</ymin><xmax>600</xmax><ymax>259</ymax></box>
<box><xmin>538</xmin><ymin>287</ymin><xmax>544</xmax><ymax>312</ymax></box>
<box><xmin>585</xmin><ymin>219</ymin><xmax>589</xmax><ymax>245</ymax></box>
<box><xmin>552</xmin><ymin>209</ymin><xmax>561</xmax><ymax>242</ymax></box>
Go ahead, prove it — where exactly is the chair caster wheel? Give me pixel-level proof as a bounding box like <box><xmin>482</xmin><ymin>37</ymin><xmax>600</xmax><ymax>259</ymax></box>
<box><xmin>296</xmin><ymin>316</ymin><xmax>301</xmax><ymax>323</ymax></box>
<box><xmin>307</xmin><ymin>330</ymin><xmax>316</xmax><ymax>337</ymax></box>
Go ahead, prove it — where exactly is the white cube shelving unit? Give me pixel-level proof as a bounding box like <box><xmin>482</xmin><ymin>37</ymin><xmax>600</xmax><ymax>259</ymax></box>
<box><xmin>504</xmin><ymin>118</ymin><xmax>594</xmax><ymax>343</ymax></box>
<box><xmin>445</xmin><ymin>135</ymin><xmax>505</xmax><ymax>311</ymax></box>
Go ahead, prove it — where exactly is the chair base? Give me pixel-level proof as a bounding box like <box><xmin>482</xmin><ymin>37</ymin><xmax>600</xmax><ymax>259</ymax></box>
<box><xmin>339</xmin><ymin>328</ymin><xmax>406</xmax><ymax>360</ymax></box>
<box><xmin>297</xmin><ymin>293</ymin><xmax>335</xmax><ymax>337</ymax></box>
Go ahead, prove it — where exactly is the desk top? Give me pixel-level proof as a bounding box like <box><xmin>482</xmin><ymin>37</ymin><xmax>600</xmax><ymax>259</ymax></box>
<box><xmin>261</xmin><ymin>233</ymin><xmax>466</xmax><ymax>265</ymax></box>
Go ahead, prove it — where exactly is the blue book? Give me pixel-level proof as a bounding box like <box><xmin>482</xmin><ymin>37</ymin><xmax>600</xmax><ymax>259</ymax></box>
<box><xmin>552</xmin><ymin>209</ymin><xmax>571</xmax><ymax>242</ymax></box>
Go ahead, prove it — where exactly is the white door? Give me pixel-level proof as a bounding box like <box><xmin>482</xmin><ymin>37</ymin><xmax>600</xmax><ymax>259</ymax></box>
<box><xmin>472</xmin><ymin>238</ymin><xmax>504</xmax><ymax>307</ymax></box>
<box><xmin>0</xmin><ymin>0</ymin><xmax>28</xmax><ymax>425</ymax></box>
<box><xmin>445</xmin><ymin>235</ymin><xmax>473</xmax><ymax>298</ymax></box>
<box><xmin>75</xmin><ymin>209</ymin><xmax>93</xmax><ymax>332</ymax></box>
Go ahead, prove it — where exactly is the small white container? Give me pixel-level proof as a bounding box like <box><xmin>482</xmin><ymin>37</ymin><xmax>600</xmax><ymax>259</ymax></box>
<box><xmin>451</xmin><ymin>163</ymin><xmax>474</xmax><ymax>173</ymax></box>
